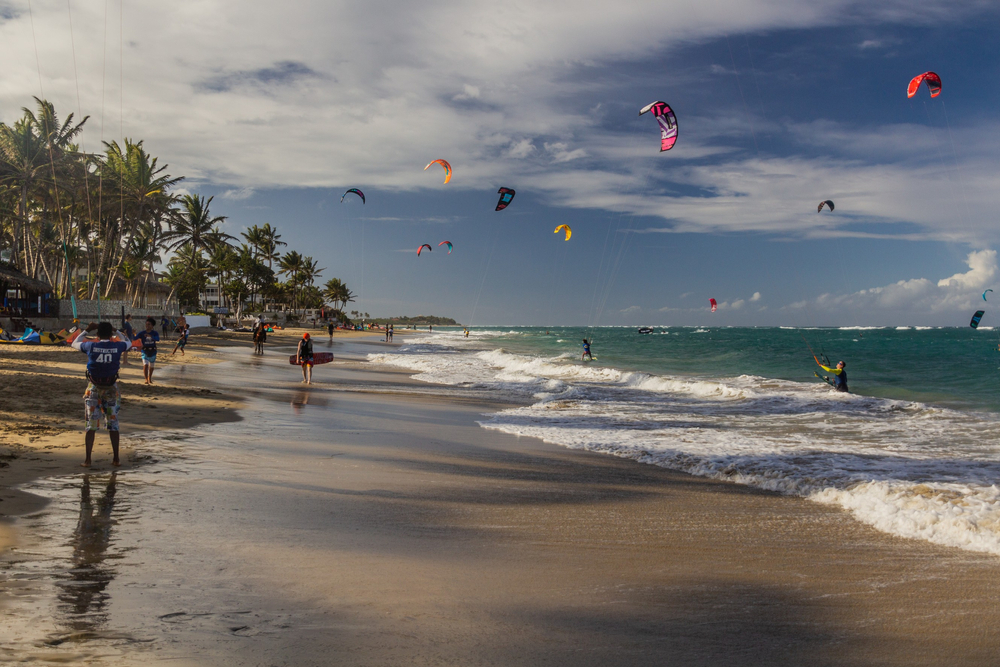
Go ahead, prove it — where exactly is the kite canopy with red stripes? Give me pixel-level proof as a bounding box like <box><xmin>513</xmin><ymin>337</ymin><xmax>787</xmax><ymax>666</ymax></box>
<box><xmin>907</xmin><ymin>71</ymin><xmax>942</xmax><ymax>98</ymax></box>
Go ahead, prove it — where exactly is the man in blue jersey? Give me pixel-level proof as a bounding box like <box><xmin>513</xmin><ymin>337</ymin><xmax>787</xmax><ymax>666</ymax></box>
<box><xmin>135</xmin><ymin>316</ymin><xmax>160</xmax><ymax>385</ymax></box>
<box><xmin>73</xmin><ymin>322</ymin><xmax>131</xmax><ymax>467</ymax></box>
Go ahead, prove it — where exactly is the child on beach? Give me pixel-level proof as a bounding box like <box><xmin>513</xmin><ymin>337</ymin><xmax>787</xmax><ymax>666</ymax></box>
<box><xmin>170</xmin><ymin>325</ymin><xmax>190</xmax><ymax>356</ymax></box>
<box><xmin>73</xmin><ymin>322</ymin><xmax>131</xmax><ymax>467</ymax></box>
<box><xmin>136</xmin><ymin>316</ymin><xmax>160</xmax><ymax>384</ymax></box>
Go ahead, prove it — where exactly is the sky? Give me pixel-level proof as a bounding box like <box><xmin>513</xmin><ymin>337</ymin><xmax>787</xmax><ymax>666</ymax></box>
<box><xmin>2</xmin><ymin>0</ymin><xmax>1000</xmax><ymax>325</ymax></box>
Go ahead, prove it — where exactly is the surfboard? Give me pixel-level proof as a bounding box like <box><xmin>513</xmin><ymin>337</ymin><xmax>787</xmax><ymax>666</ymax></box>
<box><xmin>289</xmin><ymin>352</ymin><xmax>334</xmax><ymax>366</ymax></box>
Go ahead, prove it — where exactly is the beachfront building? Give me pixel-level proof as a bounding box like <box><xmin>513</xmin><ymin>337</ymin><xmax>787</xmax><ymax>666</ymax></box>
<box><xmin>0</xmin><ymin>264</ymin><xmax>53</xmax><ymax>319</ymax></box>
<box><xmin>198</xmin><ymin>282</ymin><xmax>223</xmax><ymax>313</ymax></box>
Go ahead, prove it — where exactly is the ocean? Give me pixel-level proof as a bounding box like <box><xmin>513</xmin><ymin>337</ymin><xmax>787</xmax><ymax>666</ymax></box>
<box><xmin>369</xmin><ymin>326</ymin><xmax>1000</xmax><ymax>556</ymax></box>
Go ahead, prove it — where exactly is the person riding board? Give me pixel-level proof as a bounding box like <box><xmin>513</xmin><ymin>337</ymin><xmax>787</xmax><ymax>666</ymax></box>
<box><xmin>816</xmin><ymin>360</ymin><xmax>849</xmax><ymax>393</ymax></box>
<box><xmin>73</xmin><ymin>322</ymin><xmax>131</xmax><ymax>467</ymax></box>
<box><xmin>582</xmin><ymin>338</ymin><xmax>593</xmax><ymax>361</ymax></box>
<box><xmin>135</xmin><ymin>316</ymin><xmax>160</xmax><ymax>385</ymax></box>
<box><xmin>297</xmin><ymin>332</ymin><xmax>315</xmax><ymax>384</ymax></box>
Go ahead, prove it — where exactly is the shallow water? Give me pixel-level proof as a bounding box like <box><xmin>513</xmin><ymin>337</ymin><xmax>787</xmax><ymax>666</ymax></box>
<box><xmin>369</xmin><ymin>327</ymin><xmax>1000</xmax><ymax>556</ymax></box>
<box><xmin>0</xmin><ymin>342</ymin><xmax>416</xmax><ymax>664</ymax></box>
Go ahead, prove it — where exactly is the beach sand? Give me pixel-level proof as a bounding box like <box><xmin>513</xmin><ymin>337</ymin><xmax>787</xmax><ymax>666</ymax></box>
<box><xmin>3</xmin><ymin>332</ymin><xmax>1000</xmax><ymax>665</ymax></box>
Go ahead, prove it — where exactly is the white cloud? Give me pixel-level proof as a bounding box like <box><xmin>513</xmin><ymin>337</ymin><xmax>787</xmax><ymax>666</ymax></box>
<box><xmin>730</xmin><ymin>299</ymin><xmax>745</xmax><ymax>309</ymax></box>
<box><xmin>1</xmin><ymin>0</ymin><xmax>994</xmax><ymax>252</ymax></box>
<box><xmin>506</xmin><ymin>139</ymin><xmax>536</xmax><ymax>159</ymax></box>
<box><xmin>621</xmin><ymin>305</ymin><xmax>642</xmax><ymax>315</ymax></box>
<box><xmin>221</xmin><ymin>186</ymin><xmax>255</xmax><ymax>200</ymax></box>
<box><xmin>750</xmin><ymin>292</ymin><xmax>761</xmax><ymax>301</ymax></box>
<box><xmin>544</xmin><ymin>142</ymin><xmax>587</xmax><ymax>163</ymax></box>
<box><xmin>453</xmin><ymin>84</ymin><xmax>480</xmax><ymax>101</ymax></box>
<box><xmin>858</xmin><ymin>39</ymin><xmax>882</xmax><ymax>49</ymax></box>
<box><xmin>794</xmin><ymin>250</ymin><xmax>997</xmax><ymax>314</ymax></box>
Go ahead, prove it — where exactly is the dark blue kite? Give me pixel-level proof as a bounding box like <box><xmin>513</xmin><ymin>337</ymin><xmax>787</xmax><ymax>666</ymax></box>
<box><xmin>496</xmin><ymin>187</ymin><xmax>515</xmax><ymax>211</ymax></box>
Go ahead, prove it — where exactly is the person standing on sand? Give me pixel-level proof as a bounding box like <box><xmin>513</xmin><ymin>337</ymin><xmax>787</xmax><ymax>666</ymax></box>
<box><xmin>73</xmin><ymin>322</ymin><xmax>130</xmax><ymax>467</ymax></box>
<box><xmin>170</xmin><ymin>325</ymin><xmax>189</xmax><ymax>356</ymax></box>
<box><xmin>161</xmin><ymin>315</ymin><xmax>169</xmax><ymax>340</ymax></box>
<box><xmin>297</xmin><ymin>332</ymin><xmax>314</xmax><ymax>384</ymax></box>
<box><xmin>328</xmin><ymin>321</ymin><xmax>334</xmax><ymax>343</ymax></box>
<box><xmin>136</xmin><ymin>316</ymin><xmax>160</xmax><ymax>385</ymax></box>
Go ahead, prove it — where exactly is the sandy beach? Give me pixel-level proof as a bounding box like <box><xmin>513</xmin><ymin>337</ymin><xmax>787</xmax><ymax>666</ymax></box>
<box><xmin>3</xmin><ymin>330</ymin><xmax>1000</xmax><ymax>665</ymax></box>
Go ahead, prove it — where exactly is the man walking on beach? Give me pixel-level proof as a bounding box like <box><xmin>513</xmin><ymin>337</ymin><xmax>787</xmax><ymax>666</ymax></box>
<box><xmin>73</xmin><ymin>322</ymin><xmax>130</xmax><ymax>467</ymax></box>
<box><xmin>136</xmin><ymin>316</ymin><xmax>160</xmax><ymax>384</ymax></box>
<box><xmin>297</xmin><ymin>332</ymin><xmax>314</xmax><ymax>384</ymax></box>
<box><xmin>161</xmin><ymin>315</ymin><xmax>170</xmax><ymax>341</ymax></box>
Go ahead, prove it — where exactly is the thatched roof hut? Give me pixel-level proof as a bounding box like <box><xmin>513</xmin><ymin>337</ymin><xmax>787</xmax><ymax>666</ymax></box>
<box><xmin>0</xmin><ymin>264</ymin><xmax>53</xmax><ymax>293</ymax></box>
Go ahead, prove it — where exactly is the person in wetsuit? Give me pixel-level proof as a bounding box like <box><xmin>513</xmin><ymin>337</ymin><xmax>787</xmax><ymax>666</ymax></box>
<box><xmin>297</xmin><ymin>332</ymin><xmax>314</xmax><ymax>384</ymax></box>
<box><xmin>818</xmin><ymin>360</ymin><xmax>848</xmax><ymax>392</ymax></box>
<box><xmin>582</xmin><ymin>338</ymin><xmax>593</xmax><ymax>361</ymax></box>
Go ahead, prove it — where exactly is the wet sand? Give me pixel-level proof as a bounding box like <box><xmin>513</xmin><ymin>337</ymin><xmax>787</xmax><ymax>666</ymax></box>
<box><xmin>3</xmin><ymin>334</ymin><xmax>1000</xmax><ymax>664</ymax></box>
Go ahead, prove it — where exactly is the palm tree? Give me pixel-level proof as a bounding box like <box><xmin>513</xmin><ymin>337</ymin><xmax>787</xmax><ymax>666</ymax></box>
<box><xmin>0</xmin><ymin>98</ymin><xmax>86</xmax><ymax>276</ymax></box>
<box><xmin>162</xmin><ymin>194</ymin><xmax>232</xmax><ymax>304</ymax></box>
<box><xmin>278</xmin><ymin>250</ymin><xmax>303</xmax><ymax>313</ymax></box>
<box><xmin>98</xmin><ymin>139</ymin><xmax>181</xmax><ymax>296</ymax></box>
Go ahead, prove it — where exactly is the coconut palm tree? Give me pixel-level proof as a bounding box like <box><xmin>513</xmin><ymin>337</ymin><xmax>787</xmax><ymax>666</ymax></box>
<box><xmin>162</xmin><ymin>194</ymin><xmax>233</xmax><ymax>304</ymax></box>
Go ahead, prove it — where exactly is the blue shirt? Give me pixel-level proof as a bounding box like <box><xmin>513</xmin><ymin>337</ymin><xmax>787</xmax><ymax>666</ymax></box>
<box><xmin>123</xmin><ymin>322</ymin><xmax>134</xmax><ymax>340</ymax></box>
<box><xmin>79</xmin><ymin>340</ymin><xmax>131</xmax><ymax>379</ymax></box>
<box><xmin>135</xmin><ymin>330</ymin><xmax>160</xmax><ymax>355</ymax></box>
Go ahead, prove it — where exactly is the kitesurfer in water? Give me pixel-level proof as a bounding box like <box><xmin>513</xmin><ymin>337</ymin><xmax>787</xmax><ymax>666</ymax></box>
<box><xmin>582</xmin><ymin>339</ymin><xmax>593</xmax><ymax>361</ymax></box>
<box><xmin>297</xmin><ymin>332</ymin><xmax>314</xmax><ymax>384</ymax></box>
<box><xmin>817</xmin><ymin>360</ymin><xmax>848</xmax><ymax>393</ymax></box>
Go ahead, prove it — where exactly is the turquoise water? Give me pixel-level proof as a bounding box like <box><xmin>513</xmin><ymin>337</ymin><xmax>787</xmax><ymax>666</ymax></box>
<box><xmin>371</xmin><ymin>325</ymin><xmax>1000</xmax><ymax>556</ymax></box>
<box><xmin>443</xmin><ymin>326</ymin><xmax>1000</xmax><ymax>412</ymax></box>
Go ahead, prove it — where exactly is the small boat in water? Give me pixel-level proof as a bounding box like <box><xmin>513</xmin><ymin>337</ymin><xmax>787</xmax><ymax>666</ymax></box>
<box><xmin>637</xmin><ymin>327</ymin><xmax>654</xmax><ymax>334</ymax></box>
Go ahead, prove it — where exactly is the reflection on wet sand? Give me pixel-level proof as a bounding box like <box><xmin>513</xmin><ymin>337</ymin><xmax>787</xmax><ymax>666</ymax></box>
<box><xmin>56</xmin><ymin>473</ymin><xmax>118</xmax><ymax>640</ymax></box>
<box><xmin>291</xmin><ymin>390</ymin><xmax>329</xmax><ymax>413</ymax></box>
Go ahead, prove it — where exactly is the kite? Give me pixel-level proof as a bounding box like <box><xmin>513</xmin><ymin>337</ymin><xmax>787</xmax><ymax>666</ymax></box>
<box><xmin>639</xmin><ymin>101</ymin><xmax>678</xmax><ymax>152</ymax></box>
<box><xmin>554</xmin><ymin>224</ymin><xmax>572</xmax><ymax>241</ymax></box>
<box><xmin>818</xmin><ymin>200</ymin><xmax>835</xmax><ymax>212</ymax></box>
<box><xmin>417</xmin><ymin>244</ymin><xmax>432</xmax><ymax>256</ymax></box>
<box><xmin>907</xmin><ymin>71</ymin><xmax>942</xmax><ymax>98</ymax></box>
<box><xmin>340</xmin><ymin>188</ymin><xmax>365</xmax><ymax>204</ymax></box>
<box><xmin>424</xmin><ymin>159</ymin><xmax>452</xmax><ymax>184</ymax></box>
<box><xmin>984</xmin><ymin>289</ymin><xmax>993</xmax><ymax>302</ymax></box>
<box><xmin>710</xmin><ymin>298</ymin><xmax>718</xmax><ymax>313</ymax></box>
<box><xmin>970</xmin><ymin>310</ymin><xmax>985</xmax><ymax>329</ymax></box>
<box><xmin>438</xmin><ymin>241</ymin><xmax>453</xmax><ymax>254</ymax></box>
<box><xmin>495</xmin><ymin>187</ymin><xmax>515</xmax><ymax>211</ymax></box>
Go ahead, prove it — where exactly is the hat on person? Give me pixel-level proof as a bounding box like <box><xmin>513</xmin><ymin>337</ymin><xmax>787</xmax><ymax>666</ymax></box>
<box><xmin>303</xmin><ymin>333</ymin><xmax>310</xmax><ymax>339</ymax></box>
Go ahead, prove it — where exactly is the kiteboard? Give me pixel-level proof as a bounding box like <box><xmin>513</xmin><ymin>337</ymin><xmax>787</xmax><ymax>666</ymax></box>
<box><xmin>289</xmin><ymin>352</ymin><xmax>334</xmax><ymax>366</ymax></box>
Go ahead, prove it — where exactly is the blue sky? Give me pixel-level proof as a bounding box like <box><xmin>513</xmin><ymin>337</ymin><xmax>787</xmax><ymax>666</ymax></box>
<box><xmin>2</xmin><ymin>1</ymin><xmax>1000</xmax><ymax>325</ymax></box>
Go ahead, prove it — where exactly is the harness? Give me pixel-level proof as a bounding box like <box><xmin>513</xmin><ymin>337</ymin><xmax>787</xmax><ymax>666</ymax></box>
<box><xmin>88</xmin><ymin>371</ymin><xmax>118</xmax><ymax>387</ymax></box>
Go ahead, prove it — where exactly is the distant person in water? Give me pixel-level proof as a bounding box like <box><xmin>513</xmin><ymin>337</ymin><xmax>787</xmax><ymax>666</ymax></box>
<box><xmin>73</xmin><ymin>322</ymin><xmax>130</xmax><ymax>467</ymax></box>
<box><xmin>818</xmin><ymin>360</ymin><xmax>848</xmax><ymax>392</ymax></box>
<box><xmin>297</xmin><ymin>332</ymin><xmax>314</xmax><ymax>384</ymax></box>
<box><xmin>582</xmin><ymin>338</ymin><xmax>593</xmax><ymax>361</ymax></box>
